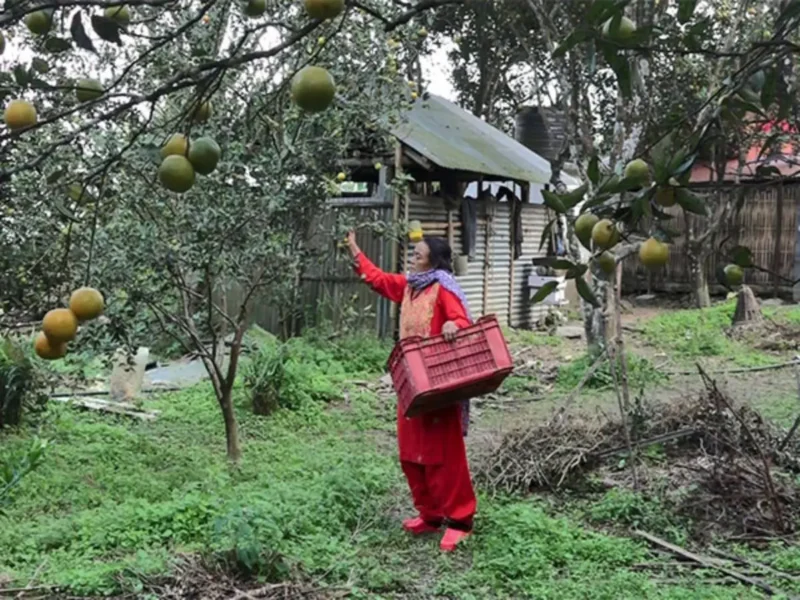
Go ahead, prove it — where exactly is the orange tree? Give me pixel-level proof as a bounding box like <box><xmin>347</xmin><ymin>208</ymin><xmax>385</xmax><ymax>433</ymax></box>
<box><xmin>0</xmin><ymin>0</ymin><xmax>438</xmax><ymax>461</ymax></box>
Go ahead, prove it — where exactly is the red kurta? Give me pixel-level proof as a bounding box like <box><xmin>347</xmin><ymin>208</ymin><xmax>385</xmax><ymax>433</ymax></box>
<box><xmin>355</xmin><ymin>253</ymin><xmax>477</xmax><ymax>528</ymax></box>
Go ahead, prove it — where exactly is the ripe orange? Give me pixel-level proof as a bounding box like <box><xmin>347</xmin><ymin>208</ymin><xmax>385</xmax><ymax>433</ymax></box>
<box><xmin>34</xmin><ymin>331</ymin><xmax>67</xmax><ymax>360</ymax></box>
<box><xmin>42</xmin><ymin>308</ymin><xmax>78</xmax><ymax>343</ymax></box>
<box><xmin>69</xmin><ymin>287</ymin><xmax>105</xmax><ymax>321</ymax></box>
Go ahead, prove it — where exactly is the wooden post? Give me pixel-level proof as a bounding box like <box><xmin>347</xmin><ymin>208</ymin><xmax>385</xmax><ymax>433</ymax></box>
<box><xmin>481</xmin><ymin>180</ymin><xmax>492</xmax><ymax>318</ymax></box>
<box><xmin>773</xmin><ymin>182</ymin><xmax>784</xmax><ymax>298</ymax></box>
<box><xmin>399</xmin><ymin>145</ymin><xmax>411</xmax><ymax>274</ymax></box>
<box><xmin>389</xmin><ymin>143</ymin><xmax>403</xmax><ymax>337</ymax></box>
<box><xmin>447</xmin><ymin>208</ymin><xmax>455</xmax><ymax>248</ymax></box>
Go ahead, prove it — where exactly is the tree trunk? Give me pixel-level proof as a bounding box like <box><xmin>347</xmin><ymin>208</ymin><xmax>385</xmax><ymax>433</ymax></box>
<box><xmin>732</xmin><ymin>285</ymin><xmax>763</xmax><ymax>327</ymax></box>
<box><xmin>689</xmin><ymin>250</ymin><xmax>711</xmax><ymax>308</ymax></box>
<box><xmin>584</xmin><ymin>265</ymin><xmax>613</xmax><ymax>354</ymax></box>
<box><xmin>219</xmin><ymin>385</ymin><xmax>241</xmax><ymax>462</ymax></box>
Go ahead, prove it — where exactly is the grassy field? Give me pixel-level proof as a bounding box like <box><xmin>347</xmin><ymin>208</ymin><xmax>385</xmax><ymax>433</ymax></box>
<box><xmin>2</xmin><ymin>301</ymin><xmax>800</xmax><ymax>598</ymax></box>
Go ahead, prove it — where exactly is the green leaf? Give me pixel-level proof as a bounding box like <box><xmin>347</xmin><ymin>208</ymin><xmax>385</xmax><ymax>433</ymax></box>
<box><xmin>52</xmin><ymin>198</ymin><xmax>80</xmax><ymax>222</ymax></box>
<box><xmin>651</xmin><ymin>132</ymin><xmax>674</xmax><ymax>182</ymax></box>
<box><xmin>576</xmin><ymin>277</ymin><xmax>600</xmax><ymax>307</ymax></box>
<box><xmin>553</xmin><ymin>29</ymin><xmax>591</xmax><ymax>60</ymax></box>
<box><xmin>71</xmin><ymin>10</ymin><xmax>97</xmax><ymax>53</ymax></box>
<box><xmin>530</xmin><ymin>280</ymin><xmax>559</xmax><ymax>305</ymax></box>
<box><xmin>44</xmin><ymin>37</ymin><xmax>72</xmax><ymax>53</ymax></box>
<box><xmin>671</xmin><ymin>152</ymin><xmax>697</xmax><ymax>178</ymax></box>
<box><xmin>46</xmin><ymin>169</ymin><xmax>66</xmax><ymax>184</ymax></box>
<box><xmin>587</xmin><ymin>0</ymin><xmax>617</xmax><ymax>25</ymax></box>
<box><xmin>730</xmin><ymin>245</ymin><xmax>754</xmax><ymax>268</ymax></box>
<box><xmin>597</xmin><ymin>174</ymin><xmax>621</xmax><ymax>194</ymax></box>
<box><xmin>610</xmin><ymin>56</ymin><xmax>632</xmax><ymax>98</ymax></box>
<box><xmin>539</xmin><ymin>219</ymin><xmax>555</xmax><ymax>252</ymax></box>
<box><xmin>12</xmin><ymin>65</ymin><xmax>30</xmax><ymax>87</ymax></box>
<box><xmin>566</xmin><ymin>263</ymin><xmax>589</xmax><ymax>279</ymax></box>
<box><xmin>678</xmin><ymin>0</ymin><xmax>697</xmax><ymax>23</ymax></box>
<box><xmin>91</xmin><ymin>15</ymin><xmax>124</xmax><ymax>45</ymax></box>
<box><xmin>31</xmin><ymin>58</ymin><xmax>49</xmax><ymax>74</ymax></box>
<box><xmin>588</xmin><ymin>156</ymin><xmax>599</xmax><ymax>186</ymax></box>
<box><xmin>542</xmin><ymin>189</ymin><xmax>567</xmax><ymax>214</ymax></box>
<box><xmin>778</xmin><ymin>0</ymin><xmax>800</xmax><ymax>28</ymax></box>
<box><xmin>675</xmin><ymin>188</ymin><xmax>707</xmax><ymax>216</ymax></box>
<box><xmin>561</xmin><ymin>183</ymin><xmax>588</xmax><ymax>209</ymax></box>
<box><xmin>761</xmin><ymin>68</ymin><xmax>778</xmax><ymax>109</ymax></box>
<box><xmin>542</xmin><ymin>257</ymin><xmax>576</xmax><ymax>270</ymax></box>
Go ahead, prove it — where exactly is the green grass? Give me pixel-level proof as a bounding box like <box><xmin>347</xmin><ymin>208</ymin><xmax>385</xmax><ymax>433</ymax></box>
<box><xmin>504</xmin><ymin>327</ymin><xmax>563</xmax><ymax>348</ymax></box>
<box><xmin>0</xmin><ymin>330</ymin><xmax>783</xmax><ymax>598</ymax></box>
<box><xmin>556</xmin><ymin>353</ymin><xmax>666</xmax><ymax>391</ymax></box>
<box><xmin>641</xmin><ymin>300</ymin><xmax>778</xmax><ymax>367</ymax></box>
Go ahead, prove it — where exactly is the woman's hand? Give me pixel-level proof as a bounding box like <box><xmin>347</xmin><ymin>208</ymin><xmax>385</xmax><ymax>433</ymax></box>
<box><xmin>346</xmin><ymin>230</ymin><xmax>360</xmax><ymax>258</ymax></box>
<box><xmin>442</xmin><ymin>321</ymin><xmax>459</xmax><ymax>342</ymax></box>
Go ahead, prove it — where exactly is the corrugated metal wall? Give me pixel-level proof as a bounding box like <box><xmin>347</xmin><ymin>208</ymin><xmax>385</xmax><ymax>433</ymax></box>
<box><xmin>406</xmin><ymin>194</ymin><xmax>549</xmax><ymax>328</ymax></box>
<box><xmin>486</xmin><ymin>202</ymin><xmax>511</xmax><ymax>324</ymax></box>
<box><xmin>512</xmin><ymin>204</ymin><xmax>550</xmax><ymax>328</ymax></box>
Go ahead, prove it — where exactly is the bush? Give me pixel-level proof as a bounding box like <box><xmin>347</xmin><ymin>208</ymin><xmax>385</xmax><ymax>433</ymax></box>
<box><xmin>243</xmin><ymin>337</ymin><xmax>344</xmax><ymax>414</ymax></box>
<box><xmin>1</xmin><ymin>437</ymin><xmax>48</xmax><ymax>513</ymax></box>
<box><xmin>0</xmin><ymin>337</ymin><xmax>47</xmax><ymax>428</ymax></box>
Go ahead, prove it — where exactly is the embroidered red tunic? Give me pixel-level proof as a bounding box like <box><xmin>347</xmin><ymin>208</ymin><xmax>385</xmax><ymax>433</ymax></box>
<box><xmin>355</xmin><ymin>253</ymin><xmax>471</xmax><ymax>465</ymax></box>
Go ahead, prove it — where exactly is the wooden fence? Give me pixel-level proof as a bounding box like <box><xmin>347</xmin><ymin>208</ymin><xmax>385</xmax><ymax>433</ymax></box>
<box><xmin>622</xmin><ymin>182</ymin><xmax>800</xmax><ymax>298</ymax></box>
<box><xmin>225</xmin><ymin>199</ymin><xmax>394</xmax><ymax>338</ymax></box>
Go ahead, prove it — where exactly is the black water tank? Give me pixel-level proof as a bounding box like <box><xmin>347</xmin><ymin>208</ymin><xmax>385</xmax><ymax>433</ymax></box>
<box><xmin>515</xmin><ymin>106</ymin><xmax>550</xmax><ymax>158</ymax></box>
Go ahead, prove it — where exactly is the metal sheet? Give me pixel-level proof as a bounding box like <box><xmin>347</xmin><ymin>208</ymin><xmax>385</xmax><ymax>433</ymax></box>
<box><xmin>512</xmin><ymin>204</ymin><xmax>550</xmax><ymax>328</ymax></box>
<box><xmin>391</xmin><ymin>94</ymin><xmax>552</xmax><ymax>184</ymax></box>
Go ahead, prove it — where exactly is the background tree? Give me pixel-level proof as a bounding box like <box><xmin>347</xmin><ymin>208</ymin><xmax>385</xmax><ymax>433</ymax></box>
<box><xmin>0</xmin><ymin>0</ymin><xmax>429</xmax><ymax>460</ymax></box>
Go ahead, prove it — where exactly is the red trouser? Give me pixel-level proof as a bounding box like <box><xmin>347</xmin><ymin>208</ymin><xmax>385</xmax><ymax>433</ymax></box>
<box><xmin>401</xmin><ymin>456</ymin><xmax>477</xmax><ymax>531</ymax></box>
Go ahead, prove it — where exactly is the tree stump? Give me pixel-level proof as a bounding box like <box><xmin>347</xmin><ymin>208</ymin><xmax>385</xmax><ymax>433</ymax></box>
<box><xmin>731</xmin><ymin>285</ymin><xmax>763</xmax><ymax>327</ymax></box>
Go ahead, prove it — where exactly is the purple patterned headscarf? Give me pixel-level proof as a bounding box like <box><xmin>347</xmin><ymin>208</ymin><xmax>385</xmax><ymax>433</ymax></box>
<box><xmin>407</xmin><ymin>269</ymin><xmax>473</xmax><ymax>436</ymax></box>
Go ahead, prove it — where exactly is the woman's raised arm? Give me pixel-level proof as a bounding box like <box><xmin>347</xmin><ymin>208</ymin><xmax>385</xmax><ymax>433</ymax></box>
<box><xmin>348</xmin><ymin>231</ymin><xmax>407</xmax><ymax>303</ymax></box>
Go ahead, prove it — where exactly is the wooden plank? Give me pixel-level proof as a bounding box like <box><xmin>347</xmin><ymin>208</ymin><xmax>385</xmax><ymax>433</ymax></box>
<box><xmin>403</xmin><ymin>146</ymin><xmax>434</xmax><ymax>171</ymax></box>
<box><xmin>635</xmin><ymin>531</ymin><xmax>781</xmax><ymax>596</ymax></box>
<box><xmin>51</xmin><ymin>397</ymin><xmax>160</xmax><ymax>421</ymax></box>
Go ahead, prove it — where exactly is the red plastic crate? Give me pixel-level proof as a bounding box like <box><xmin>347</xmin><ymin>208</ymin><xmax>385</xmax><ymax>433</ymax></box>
<box><xmin>388</xmin><ymin>315</ymin><xmax>514</xmax><ymax>419</ymax></box>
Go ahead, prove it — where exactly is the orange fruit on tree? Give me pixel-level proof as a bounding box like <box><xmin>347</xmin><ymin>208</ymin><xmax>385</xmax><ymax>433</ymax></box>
<box><xmin>161</xmin><ymin>133</ymin><xmax>188</xmax><ymax>158</ymax></box>
<box><xmin>595</xmin><ymin>251</ymin><xmax>617</xmax><ymax>275</ymax></box>
<box><xmin>245</xmin><ymin>0</ymin><xmax>266</xmax><ymax>17</ymax></box>
<box><xmin>291</xmin><ymin>66</ymin><xmax>336</xmax><ymax>113</ymax></box>
<box><xmin>42</xmin><ymin>308</ymin><xmax>78</xmax><ymax>343</ymax></box>
<box><xmin>69</xmin><ymin>287</ymin><xmax>105</xmax><ymax>321</ymax></box>
<box><xmin>34</xmin><ymin>331</ymin><xmax>66</xmax><ymax>360</ymax></box>
<box><xmin>639</xmin><ymin>237</ymin><xmax>669</xmax><ymax>269</ymax></box>
<box><xmin>4</xmin><ymin>99</ymin><xmax>37</xmax><ymax>130</ymax></box>
<box><xmin>591</xmin><ymin>219</ymin><xmax>619</xmax><ymax>250</ymax></box>
<box><xmin>24</xmin><ymin>10</ymin><xmax>52</xmax><ymax>35</ymax></box>
<box><xmin>190</xmin><ymin>101</ymin><xmax>212</xmax><ymax>123</ymax></box>
<box><xmin>75</xmin><ymin>78</ymin><xmax>104</xmax><ymax>103</ymax></box>
<box><xmin>187</xmin><ymin>136</ymin><xmax>221</xmax><ymax>175</ymax></box>
<box><xmin>159</xmin><ymin>155</ymin><xmax>196</xmax><ymax>193</ymax></box>
<box><xmin>304</xmin><ymin>0</ymin><xmax>344</xmax><ymax>19</ymax></box>
<box><xmin>104</xmin><ymin>5</ymin><xmax>131</xmax><ymax>26</ymax></box>
<box><xmin>574</xmin><ymin>213</ymin><xmax>599</xmax><ymax>249</ymax></box>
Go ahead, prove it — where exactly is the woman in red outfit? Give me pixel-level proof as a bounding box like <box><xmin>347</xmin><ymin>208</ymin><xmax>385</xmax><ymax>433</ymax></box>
<box><xmin>347</xmin><ymin>231</ymin><xmax>477</xmax><ymax>552</ymax></box>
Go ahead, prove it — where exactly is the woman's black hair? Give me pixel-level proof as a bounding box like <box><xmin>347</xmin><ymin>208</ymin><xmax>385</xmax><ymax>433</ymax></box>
<box><xmin>422</xmin><ymin>236</ymin><xmax>453</xmax><ymax>272</ymax></box>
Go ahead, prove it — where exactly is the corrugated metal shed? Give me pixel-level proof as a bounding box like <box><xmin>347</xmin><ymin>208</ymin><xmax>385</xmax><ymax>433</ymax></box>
<box><xmin>391</xmin><ymin>94</ymin><xmax>552</xmax><ymax>184</ymax></box>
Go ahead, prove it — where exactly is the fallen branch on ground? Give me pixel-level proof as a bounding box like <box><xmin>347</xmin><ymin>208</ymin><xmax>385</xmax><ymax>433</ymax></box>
<box><xmin>635</xmin><ymin>531</ymin><xmax>781</xmax><ymax>596</ymax></box>
<box><xmin>50</xmin><ymin>397</ymin><xmax>160</xmax><ymax>421</ymax></box>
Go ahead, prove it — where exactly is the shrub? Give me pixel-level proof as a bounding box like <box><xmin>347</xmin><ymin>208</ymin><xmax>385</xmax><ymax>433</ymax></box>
<box><xmin>0</xmin><ymin>337</ymin><xmax>47</xmax><ymax>428</ymax></box>
<box><xmin>243</xmin><ymin>337</ymin><xmax>343</xmax><ymax>414</ymax></box>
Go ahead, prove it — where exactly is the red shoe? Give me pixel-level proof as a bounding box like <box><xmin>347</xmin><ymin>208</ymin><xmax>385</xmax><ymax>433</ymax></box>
<box><xmin>440</xmin><ymin>528</ymin><xmax>471</xmax><ymax>552</ymax></box>
<box><xmin>402</xmin><ymin>517</ymin><xmax>441</xmax><ymax>535</ymax></box>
